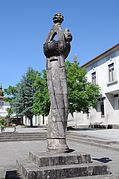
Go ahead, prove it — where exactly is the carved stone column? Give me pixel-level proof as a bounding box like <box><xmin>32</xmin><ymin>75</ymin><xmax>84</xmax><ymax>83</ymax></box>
<box><xmin>43</xmin><ymin>13</ymin><xmax>72</xmax><ymax>152</ymax></box>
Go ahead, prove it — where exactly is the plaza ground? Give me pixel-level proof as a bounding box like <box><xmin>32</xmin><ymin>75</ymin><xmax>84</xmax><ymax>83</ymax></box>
<box><xmin>3</xmin><ymin>126</ymin><xmax>119</xmax><ymax>142</ymax></box>
<box><xmin>0</xmin><ymin>127</ymin><xmax>119</xmax><ymax>178</ymax></box>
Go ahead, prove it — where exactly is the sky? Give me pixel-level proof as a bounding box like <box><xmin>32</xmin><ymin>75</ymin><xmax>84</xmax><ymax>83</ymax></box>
<box><xmin>0</xmin><ymin>0</ymin><xmax>119</xmax><ymax>89</ymax></box>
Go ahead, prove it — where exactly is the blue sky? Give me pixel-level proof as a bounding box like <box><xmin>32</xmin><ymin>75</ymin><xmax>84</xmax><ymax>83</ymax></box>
<box><xmin>0</xmin><ymin>0</ymin><xmax>119</xmax><ymax>89</ymax></box>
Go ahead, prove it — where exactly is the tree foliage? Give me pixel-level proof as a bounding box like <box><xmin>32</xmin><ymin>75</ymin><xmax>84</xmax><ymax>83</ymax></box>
<box><xmin>33</xmin><ymin>61</ymin><xmax>100</xmax><ymax>116</ymax></box>
<box><xmin>5</xmin><ymin>61</ymin><xmax>100</xmax><ymax>125</ymax></box>
<box><xmin>65</xmin><ymin>61</ymin><xmax>100</xmax><ymax>114</ymax></box>
<box><xmin>4</xmin><ymin>86</ymin><xmax>17</xmax><ymax>117</ymax></box>
<box><xmin>12</xmin><ymin>67</ymin><xmax>38</xmax><ymax>126</ymax></box>
<box><xmin>32</xmin><ymin>70</ymin><xmax>50</xmax><ymax>116</ymax></box>
<box><xmin>0</xmin><ymin>116</ymin><xmax>7</xmax><ymax>131</ymax></box>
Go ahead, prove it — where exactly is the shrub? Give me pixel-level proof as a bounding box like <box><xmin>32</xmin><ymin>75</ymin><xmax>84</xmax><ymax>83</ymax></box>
<box><xmin>0</xmin><ymin>117</ymin><xmax>7</xmax><ymax>132</ymax></box>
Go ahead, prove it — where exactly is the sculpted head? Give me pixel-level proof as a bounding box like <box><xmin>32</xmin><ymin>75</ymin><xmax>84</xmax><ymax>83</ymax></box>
<box><xmin>53</xmin><ymin>12</ymin><xmax>64</xmax><ymax>24</ymax></box>
<box><xmin>64</xmin><ymin>28</ymin><xmax>72</xmax><ymax>42</ymax></box>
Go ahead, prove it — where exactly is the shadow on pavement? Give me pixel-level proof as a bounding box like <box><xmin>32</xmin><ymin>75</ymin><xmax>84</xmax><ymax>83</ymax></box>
<box><xmin>92</xmin><ymin>157</ymin><xmax>112</xmax><ymax>163</ymax></box>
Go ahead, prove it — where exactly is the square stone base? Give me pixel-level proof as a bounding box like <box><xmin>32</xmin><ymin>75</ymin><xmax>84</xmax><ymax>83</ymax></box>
<box><xmin>16</xmin><ymin>151</ymin><xmax>110</xmax><ymax>179</ymax></box>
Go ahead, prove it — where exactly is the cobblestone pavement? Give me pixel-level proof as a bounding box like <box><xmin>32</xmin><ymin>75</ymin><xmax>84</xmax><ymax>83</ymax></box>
<box><xmin>0</xmin><ymin>139</ymin><xmax>119</xmax><ymax>178</ymax></box>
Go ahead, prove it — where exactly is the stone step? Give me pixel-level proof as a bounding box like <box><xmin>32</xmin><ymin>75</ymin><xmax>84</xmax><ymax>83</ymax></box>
<box><xmin>29</xmin><ymin>152</ymin><xmax>91</xmax><ymax>167</ymax></box>
<box><xmin>66</xmin><ymin>175</ymin><xmax>112</xmax><ymax>179</ymax></box>
<box><xmin>17</xmin><ymin>159</ymin><xmax>110</xmax><ymax>179</ymax></box>
<box><xmin>1</xmin><ymin>134</ymin><xmax>45</xmax><ymax>136</ymax></box>
<box><xmin>67</xmin><ymin>132</ymin><xmax>119</xmax><ymax>146</ymax></box>
<box><xmin>0</xmin><ymin>137</ymin><xmax>46</xmax><ymax>140</ymax></box>
<box><xmin>67</xmin><ymin>132</ymin><xmax>111</xmax><ymax>145</ymax></box>
<box><xmin>5</xmin><ymin>170</ymin><xmax>22</xmax><ymax>179</ymax></box>
<box><xmin>0</xmin><ymin>138</ymin><xmax>46</xmax><ymax>142</ymax></box>
<box><xmin>0</xmin><ymin>135</ymin><xmax>46</xmax><ymax>138</ymax></box>
<box><xmin>0</xmin><ymin>136</ymin><xmax>46</xmax><ymax>138</ymax></box>
<box><xmin>67</xmin><ymin>133</ymin><xmax>119</xmax><ymax>151</ymax></box>
<box><xmin>3</xmin><ymin>166</ymin><xmax>23</xmax><ymax>179</ymax></box>
<box><xmin>0</xmin><ymin>132</ymin><xmax>47</xmax><ymax>136</ymax></box>
<box><xmin>0</xmin><ymin>132</ymin><xmax>47</xmax><ymax>142</ymax></box>
<box><xmin>0</xmin><ymin>136</ymin><xmax>46</xmax><ymax>139</ymax></box>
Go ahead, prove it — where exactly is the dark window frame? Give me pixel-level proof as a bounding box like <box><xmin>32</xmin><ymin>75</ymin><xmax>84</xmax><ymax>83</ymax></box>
<box><xmin>92</xmin><ymin>71</ymin><xmax>96</xmax><ymax>84</ymax></box>
<box><xmin>108</xmin><ymin>63</ymin><xmax>115</xmax><ymax>82</ymax></box>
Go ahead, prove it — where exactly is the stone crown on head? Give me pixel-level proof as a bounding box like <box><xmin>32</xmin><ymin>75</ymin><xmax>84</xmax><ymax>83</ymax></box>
<box><xmin>53</xmin><ymin>12</ymin><xmax>64</xmax><ymax>24</ymax></box>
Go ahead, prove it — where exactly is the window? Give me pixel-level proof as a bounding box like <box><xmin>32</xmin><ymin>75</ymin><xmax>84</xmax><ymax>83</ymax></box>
<box><xmin>100</xmin><ymin>101</ymin><xmax>104</xmax><ymax>116</ymax></box>
<box><xmin>92</xmin><ymin>72</ymin><xmax>96</xmax><ymax>84</ymax></box>
<box><xmin>108</xmin><ymin>63</ymin><xmax>115</xmax><ymax>82</ymax></box>
<box><xmin>114</xmin><ymin>95</ymin><xmax>119</xmax><ymax>110</ymax></box>
<box><xmin>98</xmin><ymin>97</ymin><xmax>105</xmax><ymax>116</ymax></box>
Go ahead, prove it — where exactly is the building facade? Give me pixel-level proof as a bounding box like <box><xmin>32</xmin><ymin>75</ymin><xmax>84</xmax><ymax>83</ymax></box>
<box><xmin>82</xmin><ymin>44</ymin><xmax>119</xmax><ymax>127</ymax></box>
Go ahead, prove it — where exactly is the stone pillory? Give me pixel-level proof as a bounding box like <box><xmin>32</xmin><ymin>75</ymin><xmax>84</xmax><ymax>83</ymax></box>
<box><xmin>43</xmin><ymin>12</ymin><xmax>72</xmax><ymax>152</ymax></box>
<box><xmin>16</xmin><ymin>13</ymin><xmax>110</xmax><ymax>179</ymax></box>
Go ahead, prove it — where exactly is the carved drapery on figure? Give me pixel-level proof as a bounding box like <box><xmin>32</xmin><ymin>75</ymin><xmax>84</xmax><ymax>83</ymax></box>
<box><xmin>43</xmin><ymin>13</ymin><xmax>72</xmax><ymax>152</ymax></box>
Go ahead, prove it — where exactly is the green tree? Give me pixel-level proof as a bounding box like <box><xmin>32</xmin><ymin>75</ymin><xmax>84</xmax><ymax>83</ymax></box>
<box><xmin>12</xmin><ymin>67</ymin><xmax>37</xmax><ymax>126</ymax></box>
<box><xmin>4</xmin><ymin>86</ymin><xmax>17</xmax><ymax>117</ymax></box>
<box><xmin>6</xmin><ymin>61</ymin><xmax>100</xmax><ymax>125</ymax></box>
<box><xmin>12</xmin><ymin>83</ymin><xmax>25</xmax><ymax>121</ymax></box>
<box><xmin>33</xmin><ymin>61</ymin><xmax>100</xmax><ymax>116</ymax></box>
<box><xmin>65</xmin><ymin>61</ymin><xmax>100</xmax><ymax>114</ymax></box>
<box><xmin>32</xmin><ymin>70</ymin><xmax>50</xmax><ymax>120</ymax></box>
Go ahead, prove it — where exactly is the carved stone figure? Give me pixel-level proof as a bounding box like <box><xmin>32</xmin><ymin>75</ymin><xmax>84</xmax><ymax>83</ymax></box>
<box><xmin>43</xmin><ymin>13</ymin><xmax>72</xmax><ymax>152</ymax></box>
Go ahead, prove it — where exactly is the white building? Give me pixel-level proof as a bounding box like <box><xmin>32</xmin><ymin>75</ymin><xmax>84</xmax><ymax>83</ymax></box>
<box><xmin>23</xmin><ymin>115</ymin><xmax>48</xmax><ymax>127</ymax></box>
<box><xmin>0</xmin><ymin>101</ymin><xmax>10</xmax><ymax>117</ymax></box>
<box><xmin>81</xmin><ymin>43</ymin><xmax>119</xmax><ymax>128</ymax></box>
<box><xmin>0</xmin><ymin>85</ymin><xmax>10</xmax><ymax>117</ymax></box>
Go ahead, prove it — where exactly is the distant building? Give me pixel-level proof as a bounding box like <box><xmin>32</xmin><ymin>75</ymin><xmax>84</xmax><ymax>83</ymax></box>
<box><xmin>0</xmin><ymin>84</ymin><xmax>10</xmax><ymax>117</ymax></box>
<box><xmin>23</xmin><ymin>115</ymin><xmax>48</xmax><ymax>126</ymax></box>
<box><xmin>82</xmin><ymin>43</ymin><xmax>119</xmax><ymax>128</ymax></box>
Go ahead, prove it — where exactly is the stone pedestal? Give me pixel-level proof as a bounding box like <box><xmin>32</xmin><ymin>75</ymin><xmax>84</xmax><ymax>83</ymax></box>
<box><xmin>16</xmin><ymin>151</ymin><xmax>110</xmax><ymax>179</ymax></box>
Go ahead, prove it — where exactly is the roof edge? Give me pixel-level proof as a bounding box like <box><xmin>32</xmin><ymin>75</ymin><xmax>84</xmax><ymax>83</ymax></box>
<box><xmin>82</xmin><ymin>43</ymin><xmax>119</xmax><ymax>68</ymax></box>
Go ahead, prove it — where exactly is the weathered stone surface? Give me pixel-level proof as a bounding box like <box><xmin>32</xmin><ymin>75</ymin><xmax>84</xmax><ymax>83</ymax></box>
<box><xmin>16</xmin><ymin>159</ymin><xmax>39</xmax><ymax>179</ymax></box>
<box><xmin>16</xmin><ymin>151</ymin><xmax>110</xmax><ymax>179</ymax></box>
<box><xmin>17</xmin><ymin>159</ymin><xmax>110</xmax><ymax>179</ymax></box>
<box><xmin>43</xmin><ymin>13</ymin><xmax>72</xmax><ymax>151</ymax></box>
<box><xmin>47</xmin><ymin>121</ymin><xmax>66</xmax><ymax>137</ymax></box>
<box><xmin>29</xmin><ymin>152</ymin><xmax>92</xmax><ymax>167</ymax></box>
<box><xmin>66</xmin><ymin>175</ymin><xmax>112</xmax><ymax>179</ymax></box>
<box><xmin>48</xmin><ymin>80</ymin><xmax>67</xmax><ymax>95</ymax></box>
<box><xmin>47</xmin><ymin>138</ymin><xmax>68</xmax><ymax>151</ymax></box>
